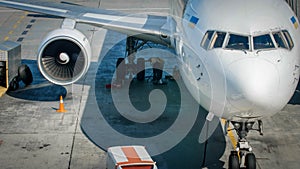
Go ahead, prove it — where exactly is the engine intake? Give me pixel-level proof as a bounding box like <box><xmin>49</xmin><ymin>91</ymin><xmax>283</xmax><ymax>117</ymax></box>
<box><xmin>38</xmin><ymin>28</ymin><xmax>91</xmax><ymax>85</ymax></box>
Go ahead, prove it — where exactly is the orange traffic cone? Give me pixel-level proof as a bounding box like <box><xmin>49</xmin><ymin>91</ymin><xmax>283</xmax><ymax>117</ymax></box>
<box><xmin>56</xmin><ymin>95</ymin><xmax>67</xmax><ymax>113</ymax></box>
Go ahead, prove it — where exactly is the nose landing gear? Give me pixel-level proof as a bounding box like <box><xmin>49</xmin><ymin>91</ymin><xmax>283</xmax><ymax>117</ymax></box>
<box><xmin>227</xmin><ymin>120</ymin><xmax>263</xmax><ymax>169</ymax></box>
<box><xmin>229</xmin><ymin>139</ymin><xmax>256</xmax><ymax>169</ymax></box>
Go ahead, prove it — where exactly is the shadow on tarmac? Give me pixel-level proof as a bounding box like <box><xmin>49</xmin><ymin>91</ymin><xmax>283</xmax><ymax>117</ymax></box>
<box><xmin>80</xmin><ymin>31</ymin><xmax>226</xmax><ymax>169</ymax></box>
<box><xmin>6</xmin><ymin>59</ymin><xmax>67</xmax><ymax>101</ymax></box>
<box><xmin>288</xmin><ymin>81</ymin><xmax>300</xmax><ymax>105</ymax></box>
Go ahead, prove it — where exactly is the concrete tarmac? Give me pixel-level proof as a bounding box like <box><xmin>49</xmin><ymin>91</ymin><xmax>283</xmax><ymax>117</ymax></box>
<box><xmin>0</xmin><ymin>1</ymin><xmax>300</xmax><ymax>169</ymax></box>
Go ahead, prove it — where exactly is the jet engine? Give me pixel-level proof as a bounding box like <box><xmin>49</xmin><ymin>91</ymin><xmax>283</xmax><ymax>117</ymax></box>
<box><xmin>37</xmin><ymin>28</ymin><xmax>91</xmax><ymax>85</ymax></box>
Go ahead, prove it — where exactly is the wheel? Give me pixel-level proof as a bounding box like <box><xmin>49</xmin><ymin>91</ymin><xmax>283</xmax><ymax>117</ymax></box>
<box><xmin>18</xmin><ymin>64</ymin><xmax>33</xmax><ymax>85</ymax></box>
<box><xmin>116</xmin><ymin>58</ymin><xmax>126</xmax><ymax>83</ymax></box>
<box><xmin>229</xmin><ymin>151</ymin><xmax>240</xmax><ymax>169</ymax></box>
<box><xmin>9</xmin><ymin>76</ymin><xmax>19</xmax><ymax>91</ymax></box>
<box><xmin>245</xmin><ymin>153</ymin><xmax>256</xmax><ymax>169</ymax></box>
<box><xmin>136</xmin><ymin>58</ymin><xmax>145</xmax><ymax>81</ymax></box>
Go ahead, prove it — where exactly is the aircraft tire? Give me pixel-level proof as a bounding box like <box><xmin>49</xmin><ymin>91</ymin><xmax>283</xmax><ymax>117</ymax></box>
<box><xmin>229</xmin><ymin>151</ymin><xmax>240</xmax><ymax>169</ymax></box>
<box><xmin>9</xmin><ymin>76</ymin><xmax>19</xmax><ymax>91</ymax></box>
<box><xmin>245</xmin><ymin>153</ymin><xmax>256</xmax><ymax>169</ymax></box>
<box><xmin>18</xmin><ymin>64</ymin><xmax>33</xmax><ymax>85</ymax></box>
<box><xmin>136</xmin><ymin>58</ymin><xmax>145</xmax><ymax>81</ymax></box>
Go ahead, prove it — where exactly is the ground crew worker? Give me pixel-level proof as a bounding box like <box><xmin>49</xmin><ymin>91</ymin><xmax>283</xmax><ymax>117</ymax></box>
<box><xmin>147</xmin><ymin>57</ymin><xmax>165</xmax><ymax>85</ymax></box>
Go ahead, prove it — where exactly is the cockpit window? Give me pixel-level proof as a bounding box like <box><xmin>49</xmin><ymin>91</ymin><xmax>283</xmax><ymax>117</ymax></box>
<box><xmin>201</xmin><ymin>31</ymin><xmax>226</xmax><ymax>50</ymax></box>
<box><xmin>200</xmin><ymin>29</ymin><xmax>294</xmax><ymax>52</ymax></box>
<box><xmin>253</xmin><ymin>34</ymin><xmax>275</xmax><ymax>50</ymax></box>
<box><xmin>273</xmin><ymin>32</ymin><xmax>288</xmax><ymax>49</ymax></box>
<box><xmin>282</xmin><ymin>30</ymin><xmax>294</xmax><ymax>49</ymax></box>
<box><xmin>226</xmin><ymin>34</ymin><xmax>249</xmax><ymax>50</ymax></box>
<box><xmin>201</xmin><ymin>31</ymin><xmax>214</xmax><ymax>50</ymax></box>
<box><xmin>212</xmin><ymin>31</ymin><xmax>226</xmax><ymax>48</ymax></box>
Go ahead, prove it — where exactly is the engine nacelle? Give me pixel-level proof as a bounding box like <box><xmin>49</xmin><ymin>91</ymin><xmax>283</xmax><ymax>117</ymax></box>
<box><xmin>38</xmin><ymin>28</ymin><xmax>91</xmax><ymax>85</ymax></box>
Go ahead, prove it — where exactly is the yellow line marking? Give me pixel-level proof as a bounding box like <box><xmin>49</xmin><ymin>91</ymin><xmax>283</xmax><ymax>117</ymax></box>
<box><xmin>228</xmin><ymin>129</ymin><xmax>238</xmax><ymax>149</ymax></box>
<box><xmin>13</xmin><ymin>24</ymin><xmax>18</xmax><ymax>29</ymax></box>
<box><xmin>221</xmin><ymin>119</ymin><xmax>241</xmax><ymax>160</ymax></box>
<box><xmin>3</xmin><ymin>12</ymin><xmax>28</xmax><ymax>41</ymax></box>
<box><xmin>221</xmin><ymin>119</ymin><xmax>238</xmax><ymax>149</ymax></box>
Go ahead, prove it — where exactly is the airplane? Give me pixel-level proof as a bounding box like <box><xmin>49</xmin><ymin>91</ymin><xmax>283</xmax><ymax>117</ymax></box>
<box><xmin>0</xmin><ymin>0</ymin><xmax>299</xmax><ymax>168</ymax></box>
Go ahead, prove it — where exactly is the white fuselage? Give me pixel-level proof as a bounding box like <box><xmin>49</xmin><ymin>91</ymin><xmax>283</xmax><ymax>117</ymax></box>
<box><xmin>0</xmin><ymin>0</ymin><xmax>298</xmax><ymax>122</ymax></box>
<box><xmin>171</xmin><ymin>0</ymin><xmax>300</xmax><ymax>121</ymax></box>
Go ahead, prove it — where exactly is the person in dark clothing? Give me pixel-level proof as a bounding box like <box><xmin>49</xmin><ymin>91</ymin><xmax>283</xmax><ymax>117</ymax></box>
<box><xmin>148</xmin><ymin>57</ymin><xmax>165</xmax><ymax>84</ymax></box>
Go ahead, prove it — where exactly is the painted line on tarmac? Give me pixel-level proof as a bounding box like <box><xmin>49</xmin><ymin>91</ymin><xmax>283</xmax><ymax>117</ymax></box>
<box><xmin>221</xmin><ymin>119</ymin><xmax>238</xmax><ymax>149</ymax></box>
<box><xmin>3</xmin><ymin>12</ymin><xmax>28</xmax><ymax>41</ymax></box>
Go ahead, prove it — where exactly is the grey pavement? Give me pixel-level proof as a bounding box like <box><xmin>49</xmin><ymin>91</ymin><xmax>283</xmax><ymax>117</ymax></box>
<box><xmin>0</xmin><ymin>1</ymin><xmax>300</xmax><ymax>169</ymax></box>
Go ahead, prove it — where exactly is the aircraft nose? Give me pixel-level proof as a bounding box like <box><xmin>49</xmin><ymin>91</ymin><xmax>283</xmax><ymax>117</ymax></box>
<box><xmin>228</xmin><ymin>58</ymin><xmax>281</xmax><ymax>111</ymax></box>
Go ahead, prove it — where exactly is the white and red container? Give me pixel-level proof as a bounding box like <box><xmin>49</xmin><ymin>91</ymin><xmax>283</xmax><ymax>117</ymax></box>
<box><xmin>106</xmin><ymin>146</ymin><xmax>158</xmax><ymax>169</ymax></box>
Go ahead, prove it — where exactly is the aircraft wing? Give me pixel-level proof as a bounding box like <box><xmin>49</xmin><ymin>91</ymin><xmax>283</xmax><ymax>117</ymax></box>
<box><xmin>0</xmin><ymin>0</ymin><xmax>172</xmax><ymax>46</ymax></box>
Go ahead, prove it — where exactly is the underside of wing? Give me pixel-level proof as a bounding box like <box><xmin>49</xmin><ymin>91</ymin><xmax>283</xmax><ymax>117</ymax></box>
<box><xmin>0</xmin><ymin>0</ymin><xmax>172</xmax><ymax>45</ymax></box>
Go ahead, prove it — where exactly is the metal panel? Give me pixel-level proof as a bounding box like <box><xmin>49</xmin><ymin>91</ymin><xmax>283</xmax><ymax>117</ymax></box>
<box><xmin>0</xmin><ymin>41</ymin><xmax>21</xmax><ymax>89</ymax></box>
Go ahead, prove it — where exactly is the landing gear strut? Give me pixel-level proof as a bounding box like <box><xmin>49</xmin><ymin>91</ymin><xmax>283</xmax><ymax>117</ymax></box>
<box><xmin>227</xmin><ymin>120</ymin><xmax>263</xmax><ymax>169</ymax></box>
<box><xmin>115</xmin><ymin>36</ymin><xmax>166</xmax><ymax>86</ymax></box>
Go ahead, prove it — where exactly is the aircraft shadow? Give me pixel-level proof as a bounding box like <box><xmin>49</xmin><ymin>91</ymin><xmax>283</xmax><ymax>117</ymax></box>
<box><xmin>6</xmin><ymin>59</ymin><xmax>67</xmax><ymax>101</ymax></box>
<box><xmin>80</xmin><ymin>31</ymin><xmax>226</xmax><ymax>169</ymax></box>
<box><xmin>288</xmin><ymin>81</ymin><xmax>300</xmax><ymax>105</ymax></box>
